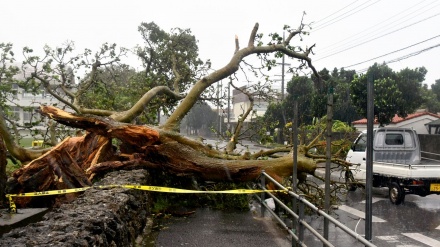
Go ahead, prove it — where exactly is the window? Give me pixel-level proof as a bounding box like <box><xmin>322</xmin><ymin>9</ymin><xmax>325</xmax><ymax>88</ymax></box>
<box><xmin>385</xmin><ymin>134</ymin><xmax>404</xmax><ymax>145</ymax></box>
<box><xmin>23</xmin><ymin>110</ymin><xmax>31</xmax><ymax>122</ymax></box>
<box><xmin>353</xmin><ymin>133</ymin><xmax>367</xmax><ymax>151</ymax></box>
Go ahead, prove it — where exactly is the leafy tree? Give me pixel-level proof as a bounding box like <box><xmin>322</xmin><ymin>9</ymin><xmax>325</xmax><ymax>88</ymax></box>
<box><xmin>1</xmin><ymin>19</ymin><xmax>358</xmax><ymax>210</ymax></box>
<box><xmin>420</xmin><ymin>83</ymin><xmax>440</xmax><ymax>113</ymax></box>
<box><xmin>350</xmin><ymin>63</ymin><xmax>426</xmax><ymax>126</ymax></box>
<box><xmin>0</xmin><ymin>43</ymin><xmax>19</xmax><ymax>204</ymax></box>
<box><xmin>263</xmin><ymin>67</ymin><xmax>358</xmax><ymax>136</ymax></box>
<box><xmin>285</xmin><ymin>75</ymin><xmax>314</xmax><ymax>125</ymax></box>
<box><xmin>311</xmin><ymin>68</ymin><xmax>333</xmax><ymax>119</ymax></box>
<box><xmin>331</xmin><ymin>68</ymin><xmax>359</xmax><ymax>124</ymax></box>
<box><xmin>183</xmin><ymin>102</ymin><xmax>218</xmax><ymax>136</ymax></box>
<box><xmin>430</xmin><ymin>79</ymin><xmax>440</xmax><ymax>101</ymax></box>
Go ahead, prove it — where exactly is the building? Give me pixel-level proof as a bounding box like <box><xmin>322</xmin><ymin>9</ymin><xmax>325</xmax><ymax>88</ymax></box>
<box><xmin>230</xmin><ymin>85</ymin><xmax>278</xmax><ymax>123</ymax></box>
<box><xmin>351</xmin><ymin>110</ymin><xmax>440</xmax><ymax>134</ymax></box>
<box><xmin>4</xmin><ymin>65</ymin><xmax>69</xmax><ymax>141</ymax></box>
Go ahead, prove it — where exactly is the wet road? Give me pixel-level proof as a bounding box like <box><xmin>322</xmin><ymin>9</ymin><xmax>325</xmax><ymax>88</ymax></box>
<box><xmin>154</xmin><ymin>208</ymin><xmax>291</xmax><ymax>247</ymax></box>
<box><xmin>308</xmin><ymin>167</ymin><xmax>440</xmax><ymax>246</ymax></box>
<box><xmin>173</xmin><ymin>139</ymin><xmax>440</xmax><ymax>246</ymax></box>
<box><xmin>328</xmin><ymin>188</ymin><xmax>440</xmax><ymax>246</ymax></box>
<box><xmin>152</xmin><ymin>174</ymin><xmax>440</xmax><ymax>247</ymax></box>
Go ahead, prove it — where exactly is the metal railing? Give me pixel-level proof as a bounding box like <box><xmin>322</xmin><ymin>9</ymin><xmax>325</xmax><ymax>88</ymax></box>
<box><xmin>254</xmin><ymin>171</ymin><xmax>376</xmax><ymax>247</ymax></box>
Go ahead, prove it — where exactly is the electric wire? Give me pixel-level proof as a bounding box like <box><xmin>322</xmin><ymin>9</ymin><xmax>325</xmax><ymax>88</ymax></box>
<box><xmin>343</xmin><ymin>34</ymin><xmax>440</xmax><ymax>68</ymax></box>
<box><xmin>313</xmin><ymin>0</ymin><xmax>361</xmax><ymax>25</ymax></box>
<box><xmin>317</xmin><ymin>0</ymin><xmax>437</xmax><ymax>54</ymax></box>
<box><xmin>313</xmin><ymin>0</ymin><xmax>381</xmax><ymax>32</ymax></box>
<box><xmin>314</xmin><ymin>12</ymin><xmax>440</xmax><ymax>62</ymax></box>
<box><xmin>355</xmin><ymin>43</ymin><xmax>440</xmax><ymax>73</ymax></box>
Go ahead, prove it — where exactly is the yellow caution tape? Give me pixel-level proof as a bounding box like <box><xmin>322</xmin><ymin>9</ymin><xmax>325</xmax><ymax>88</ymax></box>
<box><xmin>5</xmin><ymin>184</ymin><xmax>288</xmax><ymax>213</ymax></box>
<box><xmin>120</xmin><ymin>185</ymin><xmax>286</xmax><ymax>194</ymax></box>
<box><xmin>7</xmin><ymin>194</ymin><xmax>17</xmax><ymax>214</ymax></box>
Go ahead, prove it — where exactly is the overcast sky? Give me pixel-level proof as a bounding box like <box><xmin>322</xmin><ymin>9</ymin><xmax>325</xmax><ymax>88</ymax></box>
<box><xmin>1</xmin><ymin>0</ymin><xmax>439</xmax><ymax>87</ymax></box>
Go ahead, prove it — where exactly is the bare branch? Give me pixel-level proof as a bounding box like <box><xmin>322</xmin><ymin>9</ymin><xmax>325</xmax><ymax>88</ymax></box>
<box><xmin>234</xmin><ymin>35</ymin><xmax>239</xmax><ymax>54</ymax></box>
<box><xmin>248</xmin><ymin>23</ymin><xmax>259</xmax><ymax>47</ymax></box>
<box><xmin>112</xmin><ymin>86</ymin><xmax>184</xmax><ymax>123</ymax></box>
<box><xmin>31</xmin><ymin>73</ymin><xmax>80</xmax><ymax>113</ymax></box>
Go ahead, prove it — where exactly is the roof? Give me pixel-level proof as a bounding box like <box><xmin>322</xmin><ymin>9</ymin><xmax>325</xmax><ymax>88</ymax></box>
<box><xmin>425</xmin><ymin>118</ymin><xmax>440</xmax><ymax>126</ymax></box>
<box><xmin>352</xmin><ymin>112</ymin><xmax>440</xmax><ymax>125</ymax></box>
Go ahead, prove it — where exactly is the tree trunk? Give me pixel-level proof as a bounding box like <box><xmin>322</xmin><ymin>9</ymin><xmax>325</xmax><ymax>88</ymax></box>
<box><xmin>0</xmin><ymin>135</ymin><xmax>7</xmax><ymax>206</ymax></box>
<box><xmin>6</xmin><ymin>106</ymin><xmax>316</xmax><ymax>207</ymax></box>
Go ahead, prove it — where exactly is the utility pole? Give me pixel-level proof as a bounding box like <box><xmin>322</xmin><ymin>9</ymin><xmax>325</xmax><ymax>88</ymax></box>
<box><xmin>324</xmin><ymin>86</ymin><xmax>333</xmax><ymax>243</ymax></box>
<box><xmin>217</xmin><ymin>81</ymin><xmax>220</xmax><ymax>137</ymax></box>
<box><xmin>365</xmin><ymin>74</ymin><xmax>374</xmax><ymax>243</ymax></box>
<box><xmin>227</xmin><ymin>77</ymin><xmax>231</xmax><ymax>131</ymax></box>
<box><xmin>218</xmin><ymin>80</ymin><xmax>223</xmax><ymax>135</ymax></box>
<box><xmin>281</xmin><ymin>40</ymin><xmax>285</xmax><ymax>101</ymax></box>
<box><xmin>275</xmin><ymin>33</ymin><xmax>290</xmax><ymax>100</ymax></box>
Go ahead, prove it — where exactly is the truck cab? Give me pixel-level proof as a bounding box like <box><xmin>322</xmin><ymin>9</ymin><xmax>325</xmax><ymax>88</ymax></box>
<box><xmin>344</xmin><ymin>128</ymin><xmax>439</xmax><ymax>205</ymax></box>
<box><xmin>346</xmin><ymin>128</ymin><xmax>421</xmax><ymax>181</ymax></box>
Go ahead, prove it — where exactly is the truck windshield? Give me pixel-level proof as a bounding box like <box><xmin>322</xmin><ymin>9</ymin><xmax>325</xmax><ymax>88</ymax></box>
<box><xmin>353</xmin><ymin>133</ymin><xmax>367</xmax><ymax>151</ymax></box>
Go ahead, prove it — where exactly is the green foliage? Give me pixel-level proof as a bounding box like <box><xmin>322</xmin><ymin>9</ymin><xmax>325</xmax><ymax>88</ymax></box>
<box><xmin>81</xmin><ymin>22</ymin><xmax>210</xmax><ymax>125</ymax></box>
<box><xmin>286</xmin><ymin>75</ymin><xmax>314</xmax><ymax>125</ymax></box>
<box><xmin>6</xmin><ymin>159</ymin><xmax>21</xmax><ymax>176</ymax></box>
<box><xmin>0</xmin><ymin>43</ymin><xmax>19</xmax><ymax>108</ymax></box>
<box><xmin>183</xmin><ymin>101</ymin><xmax>218</xmax><ymax>135</ymax></box>
<box><xmin>421</xmin><ymin>82</ymin><xmax>440</xmax><ymax>113</ymax></box>
<box><xmin>148</xmin><ymin>170</ymin><xmax>250</xmax><ymax>214</ymax></box>
<box><xmin>431</xmin><ymin>79</ymin><xmax>440</xmax><ymax>101</ymax></box>
<box><xmin>262</xmin><ymin>68</ymin><xmax>358</xmax><ymax>139</ymax></box>
<box><xmin>350</xmin><ymin>63</ymin><xmax>426</xmax><ymax>126</ymax></box>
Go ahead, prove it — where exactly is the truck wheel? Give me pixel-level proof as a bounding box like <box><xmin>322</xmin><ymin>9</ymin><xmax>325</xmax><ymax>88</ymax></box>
<box><xmin>345</xmin><ymin>170</ymin><xmax>357</xmax><ymax>192</ymax></box>
<box><xmin>389</xmin><ymin>182</ymin><xmax>405</xmax><ymax>205</ymax></box>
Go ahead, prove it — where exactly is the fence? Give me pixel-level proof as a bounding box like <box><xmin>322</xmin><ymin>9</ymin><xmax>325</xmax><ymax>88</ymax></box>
<box><xmin>254</xmin><ymin>171</ymin><xmax>376</xmax><ymax>247</ymax></box>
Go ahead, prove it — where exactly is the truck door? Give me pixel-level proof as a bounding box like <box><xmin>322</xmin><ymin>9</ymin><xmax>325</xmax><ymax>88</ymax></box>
<box><xmin>346</xmin><ymin>132</ymin><xmax>367</xmax><ymax>165</ymax></box>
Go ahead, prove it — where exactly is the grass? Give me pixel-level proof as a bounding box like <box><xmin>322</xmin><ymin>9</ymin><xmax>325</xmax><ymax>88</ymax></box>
<box><xmin>3</xmin><ymin>138</ymin><xmax>43</xmax><ymax>176</ymax></box>
<box><xmin>19</xmin><ymin>138</ymin><xmax>36</xmax><ymax>148</ymax></box>
<box><xmin>6</xmin><ymin>159</ymin><xmax>21</xmax><ymax>176</ymax></box>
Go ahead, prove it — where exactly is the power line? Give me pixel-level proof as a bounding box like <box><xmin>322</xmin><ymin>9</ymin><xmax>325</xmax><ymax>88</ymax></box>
<box><xmin>315</xmin><ymin>12</ymin><xmax>440</xmax><ymax>62</ymax></box>
<box><xmin>313</xmin><ymin>0</ymin><xmax>381</xmax><ymax>32</ymax></box>
<box><xmin>343</xmin><ymin>34</ymin><xmax>440</xmax><ymax>68</ymax></box>
<box><xmin>318</xmin><ymin>0</ymin><xmax>437</xmax><ymax>54</ymax></box>
<box><xmin>355</xmin><ymin>43</ymin><xmax>440</xmax><ymax>73</ymax></box>
<box><xmin>313</xmin><ymin>0</ymin><xmax>361</xmax><ymax>25</ymax></box>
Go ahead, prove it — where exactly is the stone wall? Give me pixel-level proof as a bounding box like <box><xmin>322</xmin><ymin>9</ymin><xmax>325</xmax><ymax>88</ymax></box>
<box><xmin>0</xmin><ymin>169</ymin><xmax>152</xmax><ymax>247</ymax></box>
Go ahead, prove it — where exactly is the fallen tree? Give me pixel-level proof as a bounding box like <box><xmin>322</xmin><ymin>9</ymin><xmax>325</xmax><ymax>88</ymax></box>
<box><xmin>2</xmin><ymin>19</ymin><xmax>352</xmax><ymax>207</ymax></box>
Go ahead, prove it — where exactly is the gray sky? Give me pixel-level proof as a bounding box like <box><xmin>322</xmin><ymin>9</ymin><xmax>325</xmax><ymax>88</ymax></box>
<box><xmin>1</xmin><ymin>0</ymin><xmax>439</xmax><ymax>87</ymax></box>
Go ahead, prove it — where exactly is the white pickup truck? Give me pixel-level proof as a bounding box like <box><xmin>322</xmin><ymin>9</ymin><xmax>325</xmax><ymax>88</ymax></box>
<box><xmin>345</xmin><ymin>127</ymin><xmax>440</xmax><ymax>204</ymax></box>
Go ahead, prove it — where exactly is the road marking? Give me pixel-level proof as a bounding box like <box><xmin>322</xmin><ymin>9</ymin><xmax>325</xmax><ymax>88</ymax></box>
<box><xmin>436</xmin><ymin>225</ymin><xmax>440</xmax><ymax>230</ymax></box>
<box><xmin>377</xmin><ymin>235</ymin><xmax>424</xmax><ymax>247</ymax></box>
<box><xmin>360</xmin><ymin>197</ymin><xmax>387</xmax><ymax>204</ymax></box>
<box><xmin>338</xmin><ymin>205</ymin><xmax>386</xmax><ymax>222</ymax></box>
<box><xmin>376</xmin><ymin>235</ymin><xmax>400</xmax><ymax>242</ymax></box>
<box><xmin>402</xmin><ymin>233</ymin><xmax>440</xmax><ymax>247</ymax></box>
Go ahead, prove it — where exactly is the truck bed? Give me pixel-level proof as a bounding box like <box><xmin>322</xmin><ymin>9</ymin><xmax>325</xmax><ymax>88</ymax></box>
<box><xmin>372</xmin><ymin>158</ymin><xmax>440</xmax><ymax>179</ymax></box>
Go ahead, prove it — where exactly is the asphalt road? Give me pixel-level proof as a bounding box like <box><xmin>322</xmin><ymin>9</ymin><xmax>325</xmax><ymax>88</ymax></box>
<box><xmin>152</xmin><ymin>169</ymin><xmax>440</xmax><ymax>247</ymax></box>
<box><xmin>306</xmin><ymin>166</ymin><xmax>440</xmax><ymax>246</ymax></box>
<box><xmin>154</xmin><ymin>207</ymin><xmax>291</xmax><ymax>247</ymax></box>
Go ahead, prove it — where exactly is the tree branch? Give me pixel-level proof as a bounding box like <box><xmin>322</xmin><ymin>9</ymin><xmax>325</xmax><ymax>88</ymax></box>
<box><xmin>111</xmin><ymin>86</ymin><xmax>184</xmax><ymax>123</ymax></box>
<box><xmin>248</xmin><ymin>23</ymin><xmax>259</xmax><ymax>47</ymax></box>
<box><xmin>31</xmin><ymin>73</ymin><xmax>80</xmax><ymax>112</ymax></box>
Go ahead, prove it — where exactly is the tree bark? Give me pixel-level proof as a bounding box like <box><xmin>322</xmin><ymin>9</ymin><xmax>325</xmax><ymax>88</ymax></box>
<box><xmin>0</xmin><ymin>135</ymin><xmax>7</xmax><ymax>206</ymax></box>
<box><xmin>7</xmin><ymin>106</ymin><xmax>317</xmax><ymax>207</ymax></box>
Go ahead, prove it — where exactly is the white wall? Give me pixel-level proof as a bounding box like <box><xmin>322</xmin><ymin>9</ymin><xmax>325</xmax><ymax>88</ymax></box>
<box><xmin>353</xmin><ymin>115</ymin><xmax>439</xmax><ymax>134</ymax></box>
